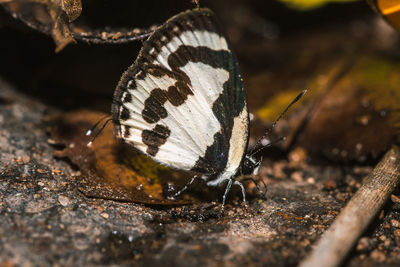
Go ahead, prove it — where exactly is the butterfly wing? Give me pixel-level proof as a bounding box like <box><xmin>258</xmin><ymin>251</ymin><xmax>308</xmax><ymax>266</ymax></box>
<box><xmin>112</xmin><ymin>8</ymin><xmax>249</xmax><ymax>175</ymax></box>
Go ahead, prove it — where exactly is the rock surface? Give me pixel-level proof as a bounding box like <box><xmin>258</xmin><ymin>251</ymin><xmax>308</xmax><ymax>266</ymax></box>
<box><xmin>1</xmin><ymin>78</ymin><xmax>400</xmax><ymax>266</ymax></box>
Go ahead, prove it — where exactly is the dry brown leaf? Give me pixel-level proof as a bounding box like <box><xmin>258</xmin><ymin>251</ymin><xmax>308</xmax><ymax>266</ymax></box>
<box><xmin>296</xmin><ymin>56</ymin><xmax>400</xmax><ymax>161</ymax></box>
<box><xmin>1</xmin><ymin>0</ymin><xmax>154</xmax><ymax>50</ymax></box>
<box><xmin>1</xmin><ymin>0</ymin><xmax>81</xmax><ymax>52</ymax></box>
<box><xmin>46</xmin><ymin>110</ymin><xmax>194</xmax><ymax>205</ymax></box>
<box><xmin>246</xmin><ymin>32</ymin><xmax>399</xmax><ymax>162</ymax></box>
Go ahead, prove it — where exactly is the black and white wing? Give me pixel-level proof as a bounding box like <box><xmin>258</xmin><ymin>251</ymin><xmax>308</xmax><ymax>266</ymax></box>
<box><xmin>112</xmin><ymin>8</ymin><xmax>249</xmax><ymax>176</ymax></box>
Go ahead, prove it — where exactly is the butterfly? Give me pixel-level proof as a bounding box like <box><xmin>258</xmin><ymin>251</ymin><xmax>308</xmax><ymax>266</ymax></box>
<box><xmin>89</xmin><ymin>8</ymin><xmax>305</xmax><ymax>212</ymax></box>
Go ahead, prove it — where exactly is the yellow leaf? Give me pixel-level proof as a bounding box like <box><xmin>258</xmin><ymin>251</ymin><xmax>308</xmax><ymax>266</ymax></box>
<box><xmin>278</xmin><ymin>0</ymin><xmax>360</xmax><ymax>11</ymax></box>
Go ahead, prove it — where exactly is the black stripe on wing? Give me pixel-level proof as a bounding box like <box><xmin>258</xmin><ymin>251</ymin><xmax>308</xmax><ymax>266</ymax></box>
<box><xmin>190</xmin><ymin>48</ymin><xmax>247</xmax><ymax>174</ymax></box>
<box><xmin>112</xmin><ymin>9</ymin><xmax>218</xmax><ymax>132</ymax></box>
<box><xmin>140</xmin><ymin>8</ymin><xmax>221</xmax><ymax>66</ymax></box>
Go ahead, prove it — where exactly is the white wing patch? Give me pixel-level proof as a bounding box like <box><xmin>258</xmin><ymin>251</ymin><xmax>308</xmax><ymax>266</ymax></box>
<box><xmin>121</xmin><ymin>60</ymin><xmax>230</xmax><ymax>170</ymax></box>
<box><xmin>207</xmin><ymin>106</ymin><xmax>248</xmax><ymax>186</ymax></box>
<box><xmin>154</xmin><ymin>30</ymin><xmax>228</xmax><ymax>70</ymax></box>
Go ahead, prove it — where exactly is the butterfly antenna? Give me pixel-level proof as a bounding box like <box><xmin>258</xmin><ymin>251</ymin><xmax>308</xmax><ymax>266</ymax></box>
<box><xmin>250</xmin><ymin>90</ymin><xmax>307</xmax><ymax>154</ymax></box>
<box><xmin>87</xmin><ymin>118</ymin><xmax>113</xmax><ymax>147</ymax></box>
<box><xmin>86</xmin><ymin>115</ymin><xmax>111</xmax><ymax>136</ymax></box>
<box><xmin>250</xmin><ymin>136</ymin><xmax>286</xmax><ymax>156</ymax></box>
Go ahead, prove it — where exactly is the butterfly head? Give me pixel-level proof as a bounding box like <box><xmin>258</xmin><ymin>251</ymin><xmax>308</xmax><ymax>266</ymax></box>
<box><xmin>240</xmin><ymin>154</ymin><xmax>262</xmax><ymax>176</ymax></box>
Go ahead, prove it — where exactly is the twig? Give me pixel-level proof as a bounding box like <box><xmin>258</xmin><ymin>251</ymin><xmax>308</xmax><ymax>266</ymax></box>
<box><xmin>299</xmin><ymin>146</ymin><xmax>400</xmax><ymax>267</ymax></box>
<box><xmin>72</xmin><ymin>28</ymin><xmax>154</xmax><ymax>44</ymax></box>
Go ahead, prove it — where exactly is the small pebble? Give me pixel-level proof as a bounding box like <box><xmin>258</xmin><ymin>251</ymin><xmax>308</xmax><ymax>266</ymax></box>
<box><xmin>37</xmin><ymin>169</ymin><xmax>46</xmax><ymax>174</ymax></box>
<box><xmin>290</xmin><ymin>171</ymin><xmax>303</xmax><ymax>182</ymax></box>
<box><xmin>356</xmin><ymin>237</ymin><xmax>372</xmax><ymax>252</ymax></box>
<box><xmin>391</xmin><ymin>194</ymin><xmax>400</xmax><ymax>204</ymax></box>
<box><xmin>100</xmin><ymin>213</ymin><xmax>109</xmax><ymax>219</ymax></box>
<box><xmin>370</xmin><ymin>249</ymin><xmax>386</xmax><ymax>262</ymax></box>
<box><xmin>47</xmin><ymin>138</ymin><xmax>57</xmax><ymax>144</ymax></box>
<box><xmin>335</xmin><ymin>192</ymin><xmax>346</xmax><ymax>202</ymax></box>
<box><xmin>306</xmin><ymin>177</ymin><xmax>315</xmax><ymax>184</ymax></box>
<box><xmin>288</xmin><ymin>147</ymin><xmax>307</xmax><ymax>163</ymax></box>
<box><xmin>383</xmin><ymin>239</ymin><xmax>390</xmax><ymax>247</ymax></box>
<box><xmin>378</xmin><ymin>210</ymin><xmax>385</xmax><ymax>220</ymax></box>
<box><xmin>273</xmin><ymin>162</ymin><xmax>286</xmax><ymax>179</ymax></box>
<box><xmin>394</xmin><ymin>229</ymin><xmax>400</xmax><ymax>238</ymax></box>
<box><xmin>323</xmin><ymin>180</ymin><xmax>337</xmax><ymax>189</ymax></box>
<box><xmin>391</xmin><ymin>219</ymin><xmax>400</xmax><ymax>228</ymax></box>
<box><xmin>58</xmin><ymin>195</ymin><xmax>70</xmax><ymax>206</ymax></box>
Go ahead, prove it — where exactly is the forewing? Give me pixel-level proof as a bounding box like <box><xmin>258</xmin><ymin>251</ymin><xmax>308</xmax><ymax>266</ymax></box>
<box><xmin>112</xmin><ymin>8</ymin><xmax>248</xmax><ymax>174</ymax></box>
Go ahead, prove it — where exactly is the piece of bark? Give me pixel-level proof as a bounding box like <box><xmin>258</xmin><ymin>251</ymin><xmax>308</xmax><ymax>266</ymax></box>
<box><xmin>299</xmin><ymin>146</ymin><xmax>400</xmax><ymax>267</ymax></box>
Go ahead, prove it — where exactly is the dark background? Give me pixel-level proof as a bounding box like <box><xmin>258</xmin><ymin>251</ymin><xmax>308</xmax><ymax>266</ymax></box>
<box><xmin>0</xmin><ymin>0</ymin><xmax>371</xmax><ymax>111</ymax></box>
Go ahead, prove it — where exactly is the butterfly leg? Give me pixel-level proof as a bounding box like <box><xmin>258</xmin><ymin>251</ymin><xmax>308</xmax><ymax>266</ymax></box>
<box><xmin>242</xmin><ymin>177</ymin><xmax>267</xmax><ymax>198</ymax></box>
<box><xmin>234</xmin><ymin>180</ymin><xmax>248</xmax><ymax>209</ymax></box>
<box><xmin>221</xmin><ymin>178</ymin><xmax>233</xmax><ymax>214</ymax></box>
<box><xmin>172</xmin><ymin>175</ymin><xmax>199</xmax><ymax>198</ymax></box>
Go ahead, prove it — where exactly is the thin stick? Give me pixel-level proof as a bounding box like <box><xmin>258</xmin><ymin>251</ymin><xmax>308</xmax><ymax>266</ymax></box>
<box><xmin>73</xmin><ymin>31</ymin><xmax>153</xmax><ymax>44</ymax></box>
<box><xmin>299</xmin><ymin>146</ymin><xmax>400</xmax><ymax>267</ymax></box>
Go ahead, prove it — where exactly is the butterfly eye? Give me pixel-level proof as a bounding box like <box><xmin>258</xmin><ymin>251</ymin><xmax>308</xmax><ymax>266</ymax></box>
<box><xmin>240</xmin><ymin>156</ymin><xmax>256</xmax><ymax>175</ymax></box>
